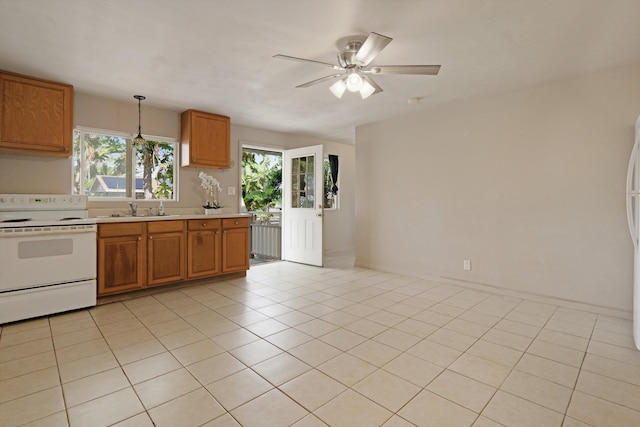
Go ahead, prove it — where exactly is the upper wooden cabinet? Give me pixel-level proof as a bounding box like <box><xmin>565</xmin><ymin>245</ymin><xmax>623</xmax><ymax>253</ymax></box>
<box><xmin>181</xmin><ymin>109</ymin><xmax>230</xmax><ymax>168</ymax></box>
<box><xmin>0</xmin><ymin>71</ymin><xmax>74</xmax><ymax>157</ymax></box>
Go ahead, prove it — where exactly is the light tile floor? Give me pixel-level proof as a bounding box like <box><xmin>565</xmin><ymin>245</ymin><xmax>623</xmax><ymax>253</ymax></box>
<box><xmin>1</xmin><ymin>258</ymin><xmax>640</xmax><ymax>426</ymax></box>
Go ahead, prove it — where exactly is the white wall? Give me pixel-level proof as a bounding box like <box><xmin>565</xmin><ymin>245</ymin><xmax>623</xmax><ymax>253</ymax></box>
<box><xmin>0</xmin><ymin>92</ymin><xmax>355</xmax><ymax>254</ymax></box>
<box><xmin>356</xmin><ymin>61</ymin><xmax>640</xmax><ymax>312</ymax></box>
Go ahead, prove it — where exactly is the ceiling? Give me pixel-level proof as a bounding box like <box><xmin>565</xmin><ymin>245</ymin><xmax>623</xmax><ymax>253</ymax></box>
<box><xmin>1</xmin><ymin>0</ymin><xmax>639</xmax><ymax>144</ymax></box>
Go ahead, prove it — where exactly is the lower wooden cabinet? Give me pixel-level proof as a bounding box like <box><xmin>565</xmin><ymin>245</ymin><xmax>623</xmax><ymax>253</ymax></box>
<box><xmin>187</xmin><ymin>219</ymin><xmax>221</xmax><ymax>278</ymax></box>
<box><xmin>147</xmin><ymin>220</ymin><xmax>186</xmax><ymax>286</ymax></box>
<box><xmin>222</xmin><ymin>218</ymin><xmax>250</xmax><ymax>273</ymax></box>
<box><xmin>97</xmin><ymin>222</ymin><xmax>146</xmax><ymax>295</ymax></box>
<box><xmin>98</xmin><ymin>217</ymin><xmax>249</xmax><ymax>296</ymax></box>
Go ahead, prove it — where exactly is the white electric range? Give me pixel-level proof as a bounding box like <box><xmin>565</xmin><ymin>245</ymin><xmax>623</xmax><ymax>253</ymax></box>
<box><xmin>0</xmin><ymin>194</ymin><xmax>97</xmax><ymax>324</ymax></box>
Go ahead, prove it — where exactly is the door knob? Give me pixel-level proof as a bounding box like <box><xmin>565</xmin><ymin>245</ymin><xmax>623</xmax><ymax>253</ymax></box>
<box><xmin>316</xmin><ymin>213</ymin><xmax>322</xmax><ymax>217</ymax></box>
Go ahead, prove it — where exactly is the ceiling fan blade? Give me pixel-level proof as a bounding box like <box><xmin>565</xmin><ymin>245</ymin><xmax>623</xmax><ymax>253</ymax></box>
<box><xmin>354</xmin><ymin>32</ymin><xmax>393</xmax><ymax>66</ymax></box>
<box><xmin>369</xmin><ymin>65</ymin><xmax>441</xmax><ymax>75</ymax></box>
<box><xmin>273</xmin><ymin>54</ymin><xmax>342</xmax><ymax>70</ymax></box>
<box><xmin>296</xmin><ymin>74</ymin><xmax>344</xmax><ymax>88</ymax></box>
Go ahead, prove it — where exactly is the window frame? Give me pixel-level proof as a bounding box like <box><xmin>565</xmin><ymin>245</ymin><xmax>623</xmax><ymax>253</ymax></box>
<box><xmin>73</xmin><ymin>126</ymin><xmax>179</xmax><ymax>202</ymax></box>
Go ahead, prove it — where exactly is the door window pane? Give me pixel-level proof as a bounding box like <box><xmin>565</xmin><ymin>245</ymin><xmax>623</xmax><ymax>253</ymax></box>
<box><xmin>306</xmin><ymin>173</ymin><xmax>314</xmax><ymax>208</ymax></box>
<box><xmin>291</xmin><ymin>155</ymin><xmax>315</xmax><ymax>209</ymax></box>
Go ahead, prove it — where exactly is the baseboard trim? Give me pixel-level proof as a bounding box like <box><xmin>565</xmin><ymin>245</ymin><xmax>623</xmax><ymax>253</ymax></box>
<box><xmin>354</xmin><ymin>260</ymin><xmax>631</xmax><ymax>320</ymax></box>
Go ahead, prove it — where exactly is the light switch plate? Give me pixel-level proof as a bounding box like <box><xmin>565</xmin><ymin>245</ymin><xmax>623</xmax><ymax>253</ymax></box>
<box><xmin>228</xmin><ymin>187</ymin><xmax>236</xmax><ymax>196</ymax></box>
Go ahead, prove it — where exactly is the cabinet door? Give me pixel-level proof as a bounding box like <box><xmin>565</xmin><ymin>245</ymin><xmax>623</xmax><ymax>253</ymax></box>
<box><xmin>181</xmin><ymin>109</ymin><xmax>230</xmax><ymax>168</ymax></box>
<box><xmin>148</xmin><ymin>231</ymin><xmax>186</xmax><ymax>286</ymax></box>
<box><xmin>0</xmin><ymin>72</ymin><xmax>73</xmax><ymax>156</ymax></box>
<box><xmin>188</xmin><ymin>228</ymin><xmax>221</xmax><ymax>278</ymax></box>
<box><xmin>98</xmin><ymin>235</ymin><xmax>145</xmax><ymax>295</ymax></box>
<box><xmin>222</xmin><ymin>226</ymin><xmax>250</xmax><ymax>273</ymax></box>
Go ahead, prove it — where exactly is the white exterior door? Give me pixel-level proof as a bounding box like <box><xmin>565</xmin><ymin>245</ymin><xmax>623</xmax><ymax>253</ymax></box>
<box><xmin>282</xmin><ymin>145</ymin><xmax>324</xmax><ymax>266</ymax></box>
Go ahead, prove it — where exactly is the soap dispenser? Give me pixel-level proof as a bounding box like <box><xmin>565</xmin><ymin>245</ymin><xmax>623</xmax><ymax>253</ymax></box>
<box><xmin>159</xmin><ymin>200</ymin><xmax>165</xmax><ymax>216</ymax></box>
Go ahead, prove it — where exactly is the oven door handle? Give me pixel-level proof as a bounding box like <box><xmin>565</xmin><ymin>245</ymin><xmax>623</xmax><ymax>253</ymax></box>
<box><xmin>0</xmin><ymin>225</ymin><xmax>97</xmax><ymax>238</ymax></box>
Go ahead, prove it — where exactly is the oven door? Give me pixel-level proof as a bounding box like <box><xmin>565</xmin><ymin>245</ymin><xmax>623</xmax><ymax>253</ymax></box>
<box><xmin>0</xmin><ymin>225</ymin><xmax>97</xmax><ymax>293</ymax></box>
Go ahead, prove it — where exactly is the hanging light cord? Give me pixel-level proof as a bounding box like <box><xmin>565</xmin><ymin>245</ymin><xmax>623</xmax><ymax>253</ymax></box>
<box><xmin>137</xmin><ymin>98</ymin><xmax>142</xmax><ymax>135</ymax></box>
<box><xmin>133</xmin><ymin>95</ymin><xmax>146</xmax><ymax>145</ymax></box>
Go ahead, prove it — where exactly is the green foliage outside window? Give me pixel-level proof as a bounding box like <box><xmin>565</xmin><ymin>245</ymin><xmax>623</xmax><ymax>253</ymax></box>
<box><xmin>242</xmin><ymin>151</ymin><xmax>282</xmax><ymax>211</ymax></box>
<box><xmin>135</xmin><ymin>140</ymin><xmax>174</xmax><ymax>199</ymax></box>
<box><xmin>323</xmin><ymin>159</ymin><xmax>337</xmax><ymax>209</ymax></box>
<box><xmin>73</xmin><ymin>130</ymin><xmax>175</xmax><ymax>199</ymax></box>
<box><xmin>241</xmin><ymin>150</ymin><xmax>337</xmax><ymax>212</ymax></box>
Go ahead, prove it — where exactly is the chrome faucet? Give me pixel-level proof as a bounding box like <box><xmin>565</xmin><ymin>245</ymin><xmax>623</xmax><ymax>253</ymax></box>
<box><xmin>128</xmin><ymin>202</ymin><xmax>138</xmax><ymax>216</ymax></box>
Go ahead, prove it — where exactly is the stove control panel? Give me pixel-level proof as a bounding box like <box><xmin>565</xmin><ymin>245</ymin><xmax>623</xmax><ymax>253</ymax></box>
<box><xmin>0</xmin><ymin>194</ymin><xmax>88</xmax><ymax>211</ymax></box>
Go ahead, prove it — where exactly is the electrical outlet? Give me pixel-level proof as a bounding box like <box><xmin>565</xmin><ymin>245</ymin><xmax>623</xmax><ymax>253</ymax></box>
<box><xmin>228</xmin><ymin>187</ymin><xmax>236</xmax><ymax>196</ymax></box>
<box><xmin>463</xmin><ymin>260</ymin><xmax>471</xmax><ymax>271</ymax></box>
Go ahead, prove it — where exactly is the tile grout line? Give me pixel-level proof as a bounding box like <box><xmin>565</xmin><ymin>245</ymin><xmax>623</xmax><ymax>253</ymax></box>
<box><xmin>2</xmin><ymin>263</ymin><xmax>639</xmax><ymax>426</ymax></box>
<box><xmin>560</xmin><ymin>312</ymin><xmax>598</xmax><ymax>427</ymax></box>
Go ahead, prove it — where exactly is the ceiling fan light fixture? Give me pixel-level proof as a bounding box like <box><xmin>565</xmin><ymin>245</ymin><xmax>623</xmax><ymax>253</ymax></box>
<box><xmin>359</xmin><ymin>79</ymin><xmax>376</xmax><ymax>99</ymax></box>
<box><xmin>345</xmin><ymin>70</ymin><xmax>363</xmax><ymax>92</ymax></box>
<box><xmin>275</xmin><ymin>31</ymin><xmax>440</xmax><ymax>101</ymax></box>
<box><xmin>329</xmin><ymin>79</ymin><xmax>347</xmax><ymax>98</ymax></box>
<box><xmin>132</xmin><ymin>95</ymin><xmax>146</xmax><ymax>147</ymax></box>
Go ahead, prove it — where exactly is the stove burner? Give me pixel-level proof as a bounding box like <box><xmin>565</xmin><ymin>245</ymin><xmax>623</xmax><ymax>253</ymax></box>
<box><xmin>58</xmin><ymin>217</ymin><xmax>83</xmax><ymax>221</ymax></box>
<box><xmin>1</xmin><ymin>218</ymin><xmax>31</xmax><ymax>223</ymax></box>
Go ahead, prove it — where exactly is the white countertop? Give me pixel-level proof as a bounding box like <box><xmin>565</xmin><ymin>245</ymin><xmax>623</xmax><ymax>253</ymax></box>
<box><xmin>94</xmin><ymin>213</ymin><xmax>250</xmax><ymax>223</ymax></box>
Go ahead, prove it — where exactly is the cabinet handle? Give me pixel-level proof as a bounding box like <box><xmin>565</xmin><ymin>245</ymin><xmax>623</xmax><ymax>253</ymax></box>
<box><xmin>215</xmin><ymin>231</ymin><xmax>219</xmax><ymax>234</ymax></box>
<box><xmin>138</xmin><ymin>237</ymin><xmax>141</xmax><ymax>241</ymax></box>
<box><xmin>224</xmin><ymin>231</ymin><xmax>227</xmax><ymax>234</ymax></box>
<box><xmin>149</xmin><ymin>236</ymin><xmax>153</xmax><ymax>240</ymax></box>
<box><xmin>234</xmin><ymin>221</ymin><xmax>239</xmax><ymax>225</ymax></box>
<box><xmin>202</xmin><ymin>223</ymin><xmax>207</xmax><ymax>227</ymax></box>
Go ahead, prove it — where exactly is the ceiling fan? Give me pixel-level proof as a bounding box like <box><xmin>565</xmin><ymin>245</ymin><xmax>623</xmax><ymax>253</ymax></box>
<box><xmin>274</xmin><ymin>32</ymin><xmax>441</xmax><ymax>99</ymax></box>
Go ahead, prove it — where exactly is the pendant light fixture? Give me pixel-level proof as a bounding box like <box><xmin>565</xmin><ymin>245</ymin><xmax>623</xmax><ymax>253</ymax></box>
<box><xmin>132</xmin><ymin>95</ymin><xmax>146</xmax><ymax>147</ymax></box>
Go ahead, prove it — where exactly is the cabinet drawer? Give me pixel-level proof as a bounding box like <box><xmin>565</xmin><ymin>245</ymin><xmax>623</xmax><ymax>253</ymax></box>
<box><xmin>98</xmin><ymin>222</ymin><xmax>145</xmax><ymax>238</ymax></box>
<box><xmin>222</xmin><ymin>217</ymin><xmax>249</xmax><ymax>229</ymax></box>
<box><xmin>147</xmin><ymin>220</ymin><xmax>185</xmax><ymax>233</ymax></box>
<box><xmin>188</xmin><ymin>219</ymin><xmax>221</xmax><ymax>231</ymax></box>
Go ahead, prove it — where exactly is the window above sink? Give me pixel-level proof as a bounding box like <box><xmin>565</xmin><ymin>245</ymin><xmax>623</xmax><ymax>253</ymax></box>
<box><xmin>72</xmin><ymin>127</ymin><xmax>177</xmax><ymax>201</ymax></box>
